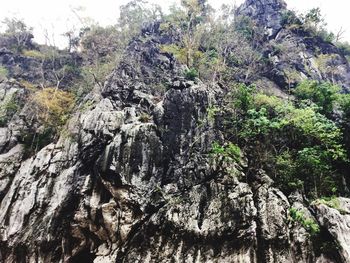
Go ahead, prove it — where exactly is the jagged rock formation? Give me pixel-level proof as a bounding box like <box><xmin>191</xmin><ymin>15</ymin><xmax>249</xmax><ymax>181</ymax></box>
<box><xmin>1</xmin><ymin>0</ymin><xmax>350</xmax><ymax>262</ymax></box>
<box><xmin>236</xmin><ymin>0</ymin><xmax>287</xmax><ymax>38</ymax></box>
<box><xmin>0</xmin><ymin>46</ymin><xmax>81</xmax><ymax>88</ymax></box>
<box><xmin>237</xmin><ymin>0</ymin><xmax>350</xmax><ymax>90</ymax></box>
<box><xmin>313</xmin><ymin>198</ymin><xmax>350</xmax><ymax>262</ymax></box>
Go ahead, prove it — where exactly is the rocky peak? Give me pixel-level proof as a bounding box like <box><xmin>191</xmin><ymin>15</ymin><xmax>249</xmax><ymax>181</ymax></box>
<box><xmin>236</xmin><ymin>0</ymin><xmax>287</xmax><ymax>38</ymax></box>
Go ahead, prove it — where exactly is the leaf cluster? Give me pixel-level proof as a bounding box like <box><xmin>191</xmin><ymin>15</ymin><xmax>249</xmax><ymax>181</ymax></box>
<box><xmin>224</xmin><ymin>82</ymin><xmax>349</xmax><ymax>197</ymax></box>
<box><xmin>289</xmin><ymin>207</ymin><xmax>320</xmax><ymax>235</ymax></box>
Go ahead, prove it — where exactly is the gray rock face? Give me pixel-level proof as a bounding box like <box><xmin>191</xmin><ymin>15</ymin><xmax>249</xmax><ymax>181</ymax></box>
<box><xmin>0</xmin><ymin>2</ymin><xmax>350</xmax><ymax>263</ymax></box>
<box><xmin>0</xmin><ymin>44</ymin><xmax>81</xmax><ymax>87</ymax></box>
<box><xmin>236</xmin><ymin>0</ymin><xmax>287</xmax><ymax>38</ymax></box>
<box><xmin>0</xmin><ymin>50</ymin><xmax>348</xmax><ymax>263</ymax></box>
<box><xmin>236</xmin><ymin>0</ymin><xmax>350</xmax><ymax>90</ymax></box>
<box><xmin>265</xmin><ymin>29</ymin><xmax>350</xmax><ymax>90</ymax></box>
<box><xmin>313</xmin><ymin>198</ymin><xmax>350</xmax><ymax>262</ymax></box>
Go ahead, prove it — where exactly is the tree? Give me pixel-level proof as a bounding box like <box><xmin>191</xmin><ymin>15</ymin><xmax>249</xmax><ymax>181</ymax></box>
<box><xmin>223</xmin><ymin>85</ymin><xmax>348</xmax><ymax>197</ymax></box>
<box><xmin>161</xmin><ymin>0</ymin><xmax>211</xmax><ymax>69</ymax></box>
<box><xmin>2</xmin><ymin>18</ymin><xmax>33</xmax><ymax>51</ymax></box>
<box><xmin>119</xmin><ymin>0</ymin><xmax>162</xmax><ymax>45</ymax></box>
<box><xmin>31</xmin><ymin>87</ymin><xmax>75</xmax><ymax>128</ymax></box>
<box><xmin>63</xmin><ymin>30</ymin><xmax>80</xmax><ymax>52</ymax></box>
<box><xmin>71</xmin><ymin>1</ymin><xmax>163</xmax><ymax>93</ymax></box>
<box><xmin>77</xmin><ymin>25</ymin><xmax>122</xmax><ymax>90</ymax></box>
<box><xmin>294</xmin><ymin>80</ymin><xmax>340</xmax><ymax>115</ymax></box>
<box><xmin>303</xmin><ymin>8</ymin><xmax>324</xmax><ymax>30</ymax></box>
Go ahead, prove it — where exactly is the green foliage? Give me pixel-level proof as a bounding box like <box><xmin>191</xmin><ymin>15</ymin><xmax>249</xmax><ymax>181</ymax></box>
<box><xmin>296</xmin><ymin>147</ymin><xmax>341</xmax><ymax>197</ymax></box>
<box><xmin>211</xmin><ymin>142</ymin><xmax>241</xmax><ymax>164</ymax></box>
<box><xmin>75</xmin><ymin>60</ymin><xmax>116</xmax><ymax>95</ymax></box>
<box><xmin>282</xmin><ymin>8</ymin><xmax>335</xmax><ymax>43</ymax></box>
<box><xmin>118</xmin><ymin>0</ymin><xmax>162</xmax><ymax>45</ymax></box>
<box><xmin>207</xmin><ymin>106</ymin><xmax>220</xmax><ymax>122</ymax></box>
<box><xmin>301</xmin><ymin>8</ymin><xmax>335</xmax><ymax>43</ymax></box>
<box><xmin>303</xmin><ymin>8</ymin><xmax>323</xmax><ymax>28</ymax></box>
<box><xmin>286</xmin><ymin>109</ymin><xmax>344</xmax><ymax>156</ymax></box>
<box><xmin>3</xmin><ymin>17</ymin><xmax>31</xmax><ymax>35</ymax></box>
<box><xmin>19</xmin><ymin>80</ymin><xmax>38</xmax><ymax>91</ymax></box>
<box><xmin>281</xmin><ymin>10</ymin><xmax>302</xmax><ymax>28</ymax></box>
<box><xmin>80</xmin><ymin>25</ymin><xmax>121</xmax><ymax>61</ymax></box>
<box><xmin>20</xmin><ymin>87</ymin><xmax>75</xmax><ymax>154</ymax></box>
<box><xmin>339</xmin><ymin>95</ymin><xmax>350</xmax><ymax>158</ymax></box>
<box><xmin>312</xmin><ymin>196</ymin><xmax>349</xmax><ymax>215</ymax></box>
<box><xmin>22</xmin><ymin>49</ymin><xmax>46</xmax><ymax>59</ymax></box>
<box><xmin>232</xmin><ymin>84</ymin><xmax>255</xmax><ymax>112</ymax></box>
<box><xmin>0</xmin><ymin>96</ymin><xmax>19</xmax><ymax>126</ymax></box>
<box><xmin>160</xmin><ymin>44</ymin><xmax>187</xmax><ymax>65</ymax></box>
<box><xmin>316</xmin><ymin>54</ymin><xmax>342</xmax><ymax>82</ymax></box>
<box><xmin>289</xmin><ymin>207</ymin><xmax>320</xmax><ymax>235</ymax></box>
<box><xmin>31</xmin><ymin>88</ymin><xmax>75</xmax><ymax>128</ymax></box>
<box><xmin>0</xmin><ymin>66</ymin><xmax>8</xmax><ymax>79</ymax></box>
<box><xmin>234</xmin><ymin>16</ymin><xmax>255</xmax><ymax>41</ymax></box>
<box><xmin>318</xmin><ymin>30</ymin><xmax>335</xmax><ymax>43</ymax></box>
<box><xmin>283</xmin><ymin>107</ymin><xmax>346</xmax><ymax>196</ymax></box>
<box><xmin>223</xmin><ymin>83</ymin><xmax>348</xmax><ymax>197</ymax></box>
<box><xmin>294</xmin><ymin>80</ymin><xmax>340</xmax><ymax>115</ymax></box>
<box><xmin>75</xmin><ymin>25</ymin><xmax>123</xmax><ymax>97</ymax></box>
<box><xmin>184</xmin><ymin>68</ymin><xmax>199</xmax><ymax>80</ymax></box>
<box><xmin>73</xmin><ymin>55</ymin><xmax>119</xmax><ymax>98</ymax></box>
<box><xmin>160</xmin><ymin>41</ymin><xmax>206</xmax><ymax>72</ymax></box>
<box><xmin>275</xmin><ymin>151</ymin><xmax>304</xmax><ymax>191</ymax></box>
<box><xmin>2</xmin><ymin>18</ymin><xmax>33</xmax><ymax>51</ymax></box>
<box><xmin>21</xmin><ymin>127</ymin><xmax>54</xmax><ymax>157</ymax></box>
<box><xmin>197</xmin><ymin>5</ymin><xmax>262</xmax><ymax>82</ymax></box>
<box><xmin>160</xmin><ymin>0</ymin><xmax>213</xmax><ymax>77</ymax></box>
<box><xmin>159</xmin><ymin>0</ymin><xmax>265</xmax><ymax>83</ymax></box>
<box><xmin>239</xmin><ymin>108</ymin><xmax>275</xmax><ymax>139</ymax></box>
<box><xmin>3</xmin><ymin>97</ymin><xmax>19</xmax><ymax>113</ymax></box>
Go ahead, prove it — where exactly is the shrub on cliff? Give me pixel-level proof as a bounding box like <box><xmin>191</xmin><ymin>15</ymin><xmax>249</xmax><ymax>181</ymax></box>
<box><xmin>1</xmin><ymin>18</ymin><xmax>34</xmax><ymax>52</ymax></box>
<box><xmin>222</xmin><ymin>84</ymin><xmax>348</xmax><ymax>198</ymax></box>
<box><xmin>31</xmin><ymin>87</ymin><xmax>75</xmax><ymax>128</ymax></box>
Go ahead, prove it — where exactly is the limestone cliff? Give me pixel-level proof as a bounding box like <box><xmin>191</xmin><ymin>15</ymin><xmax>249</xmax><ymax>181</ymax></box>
<box><xmin>0</xmin><ymin>0</ymin><xmax>350</xmax><ymax>262</ymax></box>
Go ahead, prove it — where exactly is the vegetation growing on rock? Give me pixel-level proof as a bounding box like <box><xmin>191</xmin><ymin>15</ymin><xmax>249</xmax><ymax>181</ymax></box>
<box><xmin>1</xmin><ymin>0</ymin><xmax>350</xmax><ymax>262</ymax></box>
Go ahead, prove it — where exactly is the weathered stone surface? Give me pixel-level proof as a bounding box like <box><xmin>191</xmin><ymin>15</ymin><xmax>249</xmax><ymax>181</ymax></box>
<box><xmin>0</xmin><ymin>0</ymin><xmax>350</xmax><ymax>262</ymax></box>
<box><xmin>313</xmin><ymin>198</ymin><xmax>350</xmax><ymax>263</ymax></box>
<box><xmin>236</xmin><ymin>0</ymin><xmax>287</xmax><ymax>38</ymax></box>
<box><xmin>236</xmin><ymin>0</ymin><xmax>350</xmax><ymax>90</ymax></box>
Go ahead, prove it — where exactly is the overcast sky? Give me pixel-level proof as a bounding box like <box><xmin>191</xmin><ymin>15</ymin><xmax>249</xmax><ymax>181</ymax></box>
<box><xmin>0</xmin><ymin>0</ymin><xmax>349</xmax><ymax>48</ymax></box>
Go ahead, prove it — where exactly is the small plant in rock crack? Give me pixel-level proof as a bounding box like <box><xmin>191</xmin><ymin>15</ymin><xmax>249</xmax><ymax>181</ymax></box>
<box><xmin>0</xmin><ymin>66</ymin><xmax>9</xmax><ymax>80</ymax></box>
<box><xmin>312</xmin><ymin>196</ymin><xmax>349</xmax><ymax>215</ymax></box>
<box><xmin>139</xmin><ymin>113</ymin><xmax>152</xmax><ymax>123</ymax></box>
<box><xmin>211</xmin><ymin>142</ymin><xmax>242</xmax><ymax>164</ymax></box>
<box><xmin>289</xmin><ymin>207</ymin><xmax>320</xmax><ymax>235</ymax></box>
<box><xmin>169</xmin><ymin>196</ymin><xmax>183</xmax><ymax>206</ymax></box>
<box><xmin>184</xmin><ymin>68</ymin><xmax>199</xmax><ymax>81</ymax></box>
<box><xmin>207</xmin><ymin>106</ymin><xmax>220</xmax><ymax>122</ymax></box>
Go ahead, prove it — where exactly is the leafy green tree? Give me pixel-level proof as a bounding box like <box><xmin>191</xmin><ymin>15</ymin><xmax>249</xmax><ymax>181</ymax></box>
<box><xmin>223</xmin><ymin>85</ymin><xmax>348</xmax><ymax>197</ymax></box>
<box><xmin>289</xmin><ymin>208</ymin><xmax>320</xmax><ymax>235</ymax></box>
<box><xmin>300</xmin><ymin>8</ymin><xmax>335</xmax><ymax>42</ymax></box>
<box><xmin>294</xmin><ymin>80</ymin><xmax>340</xmax><ymax>116</ymax></box>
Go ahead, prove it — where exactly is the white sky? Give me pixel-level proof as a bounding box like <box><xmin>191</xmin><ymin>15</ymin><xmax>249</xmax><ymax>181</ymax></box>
<box><xmin>0</xmin><ymin>0</ymin><xmax>349</xmax><ymax>48</ymax></box>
